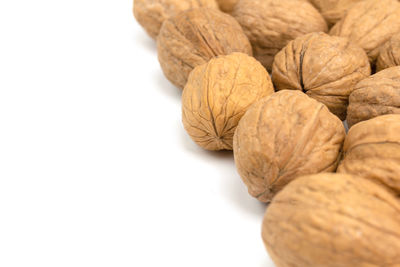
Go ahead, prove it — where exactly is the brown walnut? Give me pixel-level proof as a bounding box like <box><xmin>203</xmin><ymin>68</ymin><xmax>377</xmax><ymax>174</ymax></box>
<box><xmin>233</xmin><ymin>90</ymin><xmax>345</xmax><ymax>202</ymax></box>
<box><xmin>157</xmin><ymin>8</ymin><xmax>252</xmax><ymax>89</ymax></box>
<box><xmin>272</xmin><ymin>32</ymin><xmax>371</xmax><ymax>120</ymax></box>
<box><xmin>215</xmin><ymin>0</ymin><xmax>237</xmax><ymax>12</ymax></box>
<box><xmin>377</xmin><ymin>33</ymin><xmax>400</xmax><ymax>72</ymax></box>
<box><xmin>330</xmin><ymin>0</ymin><xmax>400</xmax><ymax>63</ymax></box>
<box><xmin>231</xmin><ymin>0</ymin><xmax>327</xmax><ymax>72</ymax></box>
<box><xmin>347</xmin><ymin>66</ymin><xmax>400</xmax><ymax>127</ymax></box>
<box><xmin>262</xmin><ymin>173</ymin><xmax>400</xmax><ymax>267</ymax></box>
<box><xmin>309</xmin><ymin>0</ymin><xmax>366</xmax><ymax>25</ymax></box>
<box><xmin>338</xmin><ymin>114</ymin><xmax>400</xmax><ymax>195</ymax></box>
<box><xmin>133</xmin><ymin>0</ymin><xmax>218</xmax><ymax>39</ymax></box>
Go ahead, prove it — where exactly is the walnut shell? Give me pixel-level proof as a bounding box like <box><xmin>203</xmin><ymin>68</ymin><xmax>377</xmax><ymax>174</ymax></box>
<box><xmin>182</xmin><ymin>53</ymin><xmax>274</xmax><ymax>151</ymax></box>
<box><xmin>330</xmin><ymin>0</ymin><xmax>400</xmax><ymax>63</ymax></box>
<box><xmin>338</xmin><ymin>114</ymin><xmax>400</xmax><ymax>194</ymax></box>
<box><xmin>272</xmin><ymin>32</ymin><xmax>371</xmax><ymax>121</ymax></box>
<box><xmin>262</xmin><ymin>173</ymin><xmax>400</xmax><ymax>267</ymax></box>
<box><xmin>309</xmin><ymin>0</ymin><xmax>365</xmax><ymax>25</ymax></box>
<box><xmin>133</xmin><ymin>0</ymin><xmax>218</xmax><ymax>39</ymax></box>
<box><xmin>157</xmin><ymin>8</ymin><xmax>252</xmax><ymax>89</ymax></box>
<box><xmin>231</xmin><ymin>0</ymin><xmax>328</xmax><ymax>71</ymax></box>
<box><xmin>377</xmin><ymin>33</ymin><xmax>400</xmax><ymax>72</ymax></box>
<box><xmin>215</xmin><ymin>0</ymin><xmax>237</xmax><ymax>12</ymax></box>
<box><xmin>233</xmin><ymin>90</ymin><xmax>345</xmax><ymax>202</ymax></box>
<box><xmin>347</xmin><ymin>66</ymin><xmax>400</xmax><ymax>127</ymax></box>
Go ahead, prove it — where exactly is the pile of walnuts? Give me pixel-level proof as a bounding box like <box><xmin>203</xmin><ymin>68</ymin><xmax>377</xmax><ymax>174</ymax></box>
<box><xmin>134</xmin><ymin>0</ymin><xmax>400</xmax><ymax>265</ymax></box>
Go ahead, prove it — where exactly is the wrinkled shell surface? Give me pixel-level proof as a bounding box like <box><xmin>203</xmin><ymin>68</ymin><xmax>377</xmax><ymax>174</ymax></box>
<box><xmin>133</xmin><ymin>0</ymin><xmax>218</xmax><ymax>39</ymax></box>
<box><xmin>262</xmin><ymin>173</ymin><xmax>400</xmax><ymax>267</ymax></box>
<box><xmin>309</xmin><ymin>0</ymin><xmax>365</xmax><ymax>25</ymax></box>
<box><xmin>377</xmin><ymin>33</ymin><xmax>400</xmax><ymax>72</ymax></box>
<box><xmin>272</xmin><ymin>32</ymin><xmax>370</xmax><ymax>120</ymax></box>
<box><xmin>347</xmin><ymin>66</ymin><xmax>400</xmax><ymax>127</ymax></box>
<box><xmin>338</xmin><ymin>114</ymin><xmax>400</xmax><ymax>194</ymax></box>
<box><xmin>182</xmin><ymin>53</ymin><xmax>274</xmax><ymax>151</ymax></box>
<box><xmin>233</xmin><ymin>90</ymin><xmax>345</xmax><ymax>202</ymax></box>
<box><xmin>215</xmin><ymin>0</ymin><xmax>238</xmax><ymax>12</ymax></box>
<box><xmin>157</xmin><ymin>8</ymin><xmax>252</xmax><ymax>89</ymax></box>
<box><xmin>330</xmin><ymin>0</ymin><xmax>400</xmax><ymax>63</ymax></box>
<box><xmin>232</xmin><ymin>0</ymin><xmax>327</xmax><ymax>71</ymax></box>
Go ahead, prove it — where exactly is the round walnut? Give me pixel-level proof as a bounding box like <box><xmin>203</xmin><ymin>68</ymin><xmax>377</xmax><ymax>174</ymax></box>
<box><xmin>338</xmin><ymin>114</ymin><xmax>400</xmax><ymax>194</ymax></box>
<box><xmin>330</xmin><ymin>0</ymin><xmax>400</xmax><ymax>63</ymax></box>
<box><xmin>231</xmin><ymin>0</ymin><xmax>327</xmax><ymax>71</ymax></box>
<box><xmin>347</xmin><ymin>66</ymin><xmax>400</xmax><ymax>127</ymax></box>
<box><xmin>182</xmin><ymin>53</ymin><xmax>274</xmax><ymax>151</ymax></box>
<box><xmin>262</xmin><ymin>173</ymin><xmax>400</xmax><ymax>267</ymax></box>
<box><xmin>157</xmin><ymin>8</ymin><xmax>252</xmax><ymax>89</ymax></box>
<box><xmin>133</xmin><ymin>0</ymin><xmax>218</xmax><ymax>39</ymax></box>
<box><xmin>377</xmin><ymin>33</ymin><xmax>400</xmax><ymax>72</ymax></box>
<box><xmin>272</xmin><ymin>32</ymin><xmax>371</xmax><ymax>121</ymax></box>
<box><xmin>215</xmin><ymin>0</ymin><xmax>237</xmax><ymax>12</ymax></box>
<box><xmin>309</xmin><ymin>0</ymin><xmax>365</xmax><ymax>25</ymax></box>
<box><xmin>233</xmin><ymin>90</ymin><xmax>345</xmax><ymax>202</ymax></box>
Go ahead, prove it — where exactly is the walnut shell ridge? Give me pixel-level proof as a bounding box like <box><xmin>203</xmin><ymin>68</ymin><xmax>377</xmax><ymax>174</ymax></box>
<box><xmin>182</xmin><ymin>53</ymin><xmax>274</xmax><ymax>151</ymax></box>
<box><xmin>338</xmin><ymin>114</ymin><xmax>400</xmax><ymax>195</ymax></box>
<box><xmin>157</xmin><ymin>8</ymin><xmax>252</xmax><ymax>89</ymax></box>
<box><xmin>233</xmin><ymin>90</ymin><xmax>345</xmax><ymax>202</ymax></box>
<box><xmin>133</xmin><ymin>0</ymin><xmax>218</xmax><ymax>39</ymax></box>
<box><xmin>377</xmin><ymin>33</ymin><xmax>400</xmax><ymax>72</ymax></box>
<box><xmin>231</xmin><ymin>0</ymin><xmax>327</xmax><ymax>72</ymax></box>
<box><xmin>347</xmin><ymin>66</ymin><xmax>400</xmax><ymax>127</ymax></box>
<box><xmin>330</xmin><ymin>0</ymin><xmax>400</xmax><ymax>63</ymax></box>
<box><xmin>272</xmin><ymin>32</ymin><xmax>371</xmax><ymax>120</ymax></box>
<box><xmin>262</xmin><ymin>173</ymin><xmax>400</xmax><ymax>267</ymax></box>
<box><xmin>309</xmin><ymin>0</ymin><xmax>365</xmax><ymax>25</ymax></box>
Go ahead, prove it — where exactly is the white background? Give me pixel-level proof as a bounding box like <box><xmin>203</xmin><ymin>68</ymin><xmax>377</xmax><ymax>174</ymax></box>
<box><xmin>0</xmin><ymin>1</ymin><xmax>274</xmax><ymax>266</ymax></box>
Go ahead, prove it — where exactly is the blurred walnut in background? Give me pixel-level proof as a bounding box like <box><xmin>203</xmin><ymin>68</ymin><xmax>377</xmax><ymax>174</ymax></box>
<box><xmin>309</xmin><ymin>0</ymin><xmax>365</xmax><ymax>25</ymax></box>
<box><xmin>215</xmin><ymin>0</ymin><xmax>238</xmax><ymax>12</ymax></box>
<box><xmin>377</xmin><ymin>33</ymin><xmax>400</xmax><ymax>72</ymax></box>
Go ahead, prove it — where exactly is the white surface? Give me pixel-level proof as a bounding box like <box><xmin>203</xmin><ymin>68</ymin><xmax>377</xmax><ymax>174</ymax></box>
<box><xmin>0</xmin><ymin>1</ymin><xmax>274</xmax><ymax>266</ymax></box>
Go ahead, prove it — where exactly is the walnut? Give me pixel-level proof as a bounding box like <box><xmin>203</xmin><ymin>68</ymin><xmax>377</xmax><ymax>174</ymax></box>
<box><xmin>262</xmin><ymin>173</ymin><xmax>400</xmax><ymax>267</ymax></box>
<box><xmin>233</xmin><ymin>90</ymin><xmax>345</xmax><ymax>202</ymax></box>
<box><xmin>231</xmin><ymin>0</ymin><xmax>327</xmax><ymax>72</ymax></box>
<box><xmin>215</xmin><ymin>0</ymin><xmax>237</xmax><ymax>12</ymax></box>
<box><xmin>133</xmin><ymin>0</ymin><xmax>218</xmax><ymax>39</ymax></box>
<box><xmin>346</xmin><ymin>67</ymin><xmax>400</xmax><ymax>127</ymax></box>
<box><xmin>309</xmin><ymin>0</ymin><xmax>365</xmax><ymax>25</ymax></box>
<box><xmin>338</xmin><ymin>115</ymin><xmax>400</xmax><ymax>194</ymax></box>
<box><xmin>272</xmin><ymin>32</ymin><xmax>371</xmax><ymax>121</ymax></box>
<box><xmin>377</xmin><ymin>33</ymin><xmax>400</xmax><ymax>72</ymax></box>
<box><xmin>157</xmin><ymin>8</ymin><xmax>252</xmax><ymax>89</ymax></box>
<box><xmin>330</xmin><ymin>0</ymin><xmax>400</xmax><ymax>63</ymax></box>
<box><xmin>182</xmin><ymin>53</ymin><xmax>274</xmax><ymax>151</ymax></box>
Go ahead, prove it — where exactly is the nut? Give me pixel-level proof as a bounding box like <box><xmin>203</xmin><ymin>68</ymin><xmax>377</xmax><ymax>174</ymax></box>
<box><xmin>182</xmin><ymin>53</ymin><xmax>274</xmax><ymax>151</ymax></box>
<box><xmin>309</xmin><ymin>0</ymin><xmax>365</xmax><ymax>25</ymax></box>
<box><xmin>377</xmin><ymin>32</ymin><xmax>400</xmax><ymax>72</ymax></box>
<box><xmin>231</xmin><ymin>0</ymin><xmax>327</xmax><ymax>71</ymax></box>
<box><xmin>347</xmin><ymin>66</ymin><xmax>400</xmax><ymax>127</ymax></box>
<box><xmin>330</xmin><ymin>0</ymin><xmax>400</xmax><ymax>63</ymax></box>
<box><xmin>262</xmin><ymin>173</ymin><xmax>400</xmax><ymax>267</ymax></box>
<box><xmin>272</xmin><ymin>32</ymin><xmax>371</xmax><ymax>120</ymax></box>
<box><xmin>233</xmin><ymin>90</ymin><xmax>345</xmax><ymax>202</ymax></box>
<box><xmin>133</xmin><ymin>0</ymin><xmax>218</xmax><ymax>39</ymax></box>
<box><xmin>215</xmin><ymin>0</ymin><xmax>237</xmax><ymax>12</ymax></box>
<box><xmin>338</xmin><ymin>114</ymin><xmax>400</xmax><ymax>194</ymax></box>
<box><xmin>157</xmin><ymin>8</ymin><xmax>252</xmax><ymax>89</ymax></box>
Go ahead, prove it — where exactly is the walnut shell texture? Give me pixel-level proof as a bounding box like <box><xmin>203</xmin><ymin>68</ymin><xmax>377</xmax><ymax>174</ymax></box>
<box><xmin>157</xmin><ymin>8</ymin><xmax>252</xmax><ymax>89</ymax></box>
<box><xmin>309</xmin><ymin>0</ymin><xmax>365</xmax><ymax>25</ymax></box>
<box><xmin>231</xmin><ymin>0</ymin><xmax>328</xmax><ymax>72</ymax></box>
<box><xmin>330</xmin><ymin>0</ymin><xmax>400</xmax><ymax>63</ymax></box>
<box><xmin>377</xmin><ymin>33</ymin><xmax>400</xmax><ymax>72</ymax></box>
<box><xmin>215</xmin><ymin>0</ymin><xmax>238</xmax><ymax>12</ymax></box>
<box><xmin>262</xmin><ymin>173</ymin><xmax>400</xmax><ymax>267</ymax></box>
<box><xmin>233</xmin><ymin>90</ymin><xmax>345</xmax><ymax>202</ymax></box>
<box><xmin>133</xmin><ymin>0</ymin><xmax>218</xmax><ymax>39</ymax></box>
<box><xmin>347</xmin><ymin>66</ymin><xmax>400</xmax><ymax>127</ymax></box>
<box><xmin>272</xmin><ymin>32</ymin><xmax>371</xmax><ymax>120</ymax></box>
<box><xmin>338</xmin><ymin>114</ymin><xmax>400</xmax><ymax>194</ymax></box>
<box><xmin>182</xmin><ymin>53</ymin><xmax>274</xmax><ymax>151</ymax></box>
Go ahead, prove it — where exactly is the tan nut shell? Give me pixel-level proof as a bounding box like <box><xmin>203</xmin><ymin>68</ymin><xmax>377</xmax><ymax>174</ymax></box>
<box><xmin>157</xmin><ymin>8</ymin><xmax>252</xmax><ymax>89</ymax></box>
<box><xmin>262</xmin><ymin>173</ymin><xmax>400</xmax><ymax>267</ymax></box>
<box><xmin>347</xmin><ymin>67</ymin><xmax>400</xmax><ymax>127</ymax></box>
<box><xmin>133</xmin><ymin>0</ymin><xmax>218</xmax><ymax>39</ymax></box>
<box><xmin>330</xmin><ymin>0</ymin><xmax>400</xmax><ymax>63</ymax></box>
<box><xmin>377</xmin><ymin>33</ymin><xmax>400</xmax><ymax>72</ymax></box>
<box><xmin>338</xmin><ymin>114</ymin><xmax>400</xmax><ymax>194</ymax></box>
<box><xmin>231</xmin><ymin>0</ymin><xmax>327</xmax><ymax>72</ymax></box>
<box><xmin>309</xmin><ymin>0</ymin><xmax>365</xmax><ymax>25</ymax></box>
<box><xmin>182</xmin><ymin>53</ymin><xmax>274</xmax><ymax>151</ymax></box>
<box><xmin>233</xmin><ymin>90</ymin><xmax>345</xmax><ymax>202</ymax></box>
<box><xmin>272</xmin><ymin>32</ymin><xmax>371</xmax><ymax>121</ymax></box>
<box><xmin>215</xmin><ymin>0</ymin><xmax>237</xmax><ymax>12</ymax></box>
